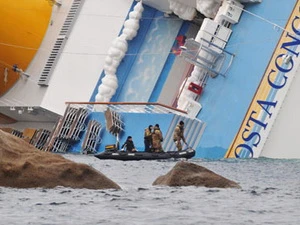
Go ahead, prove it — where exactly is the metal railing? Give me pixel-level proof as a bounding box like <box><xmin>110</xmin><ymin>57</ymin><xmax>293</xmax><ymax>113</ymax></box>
<box><xmin>64</xmin><ymin>101</ymin><xmax>188</xmax><ymax>115</ymax></box>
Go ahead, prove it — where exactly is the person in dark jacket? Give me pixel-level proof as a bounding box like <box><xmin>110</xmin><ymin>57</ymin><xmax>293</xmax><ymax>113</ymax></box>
<box><xmin>121</xmin><ymin>136</ymin><xmax>137</xmax><ymax>152</ymax></box>
<box><xmin>144</xmin><ymin>125</ymin><xmax>153</xmax><ymax>152</ymax></box>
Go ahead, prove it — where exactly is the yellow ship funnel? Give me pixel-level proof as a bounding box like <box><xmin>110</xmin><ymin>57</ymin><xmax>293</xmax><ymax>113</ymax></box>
<box><xmin>0</xmin><ymin>0</ymin><xmax>52</xmax><ymax>96</ymax></box>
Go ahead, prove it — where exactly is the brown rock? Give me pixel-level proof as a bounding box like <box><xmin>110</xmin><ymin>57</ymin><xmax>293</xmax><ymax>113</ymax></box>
<box><xmin>0</xmin><ymin>130</ymin><xmax>120</xmax><ymax>189</ymax></box>
<box><xmin>153</xmin><ymin>161</ymin><xmax>241</xmax><ymax>188</ymax></box>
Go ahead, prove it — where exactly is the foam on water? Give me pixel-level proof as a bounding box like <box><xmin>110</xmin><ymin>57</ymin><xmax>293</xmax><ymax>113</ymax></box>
<box><xmin>0</xmin><ymin>155</ymin><xmax>299</xmax><ymax>225</ymax></box>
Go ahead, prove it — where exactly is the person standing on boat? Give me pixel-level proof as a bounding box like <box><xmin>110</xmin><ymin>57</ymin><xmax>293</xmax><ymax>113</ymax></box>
<box><xmin>121</xmin><ymin>136</ymin><xmax>137</xmax><ymax>152</ymax></box>
<box><xmin>152</xmin><ymin>124</ymin><xmax>163</xmax><ymax>152</ymax></box>
<box><xmin>173</xmin><ymin>121</ymin><xmax>187</xmax><ymax>151</ymax></box>
<box><xmin>144</xmin><ymin>125</ymin><xmax>153</xmax><ymax>152</ymax></box>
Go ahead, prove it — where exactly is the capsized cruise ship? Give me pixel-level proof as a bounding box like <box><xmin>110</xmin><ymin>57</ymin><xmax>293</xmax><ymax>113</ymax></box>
<box><xmin>0</xmin><ymin>0</ymin><xmax>300</xmax><ymax>159</ymax></box>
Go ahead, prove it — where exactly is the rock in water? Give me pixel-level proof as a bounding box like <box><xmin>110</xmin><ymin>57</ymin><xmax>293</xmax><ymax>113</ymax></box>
<box><xmin>153</xmin><ymin>161</ymin><xmax>241</xmax><ymax>188</ymax></box>
<box><xmin>0</xmin><ymin>130</ymin><xmax>120</xmax><ymax>189</ymax></box>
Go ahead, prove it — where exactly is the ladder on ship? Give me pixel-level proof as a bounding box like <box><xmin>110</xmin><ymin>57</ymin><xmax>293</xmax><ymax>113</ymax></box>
<box><xmin>104</xmin><ymin>108</ymin><xmax>124</xmax><ymax>150</ymax></box>
<box><xmin>45</xmin><ymin>106</ymin><xmax>89</xmax><ymax>152</ymax></box>
<box><xmin>82</xmin><ymin>120</ymin><xmax>102</xmax><ymax>154</ymax></box>
<box><xmin>30</xmin><ymin>129</ymin><xmax>51</xmax><ymax>150</ymax></box>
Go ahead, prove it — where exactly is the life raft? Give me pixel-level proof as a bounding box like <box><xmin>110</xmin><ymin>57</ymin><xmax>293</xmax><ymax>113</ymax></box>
<box><xmin>94</xmin><ymin>147</ymin><xmax>195</xmax><ymax>161</ymax></box>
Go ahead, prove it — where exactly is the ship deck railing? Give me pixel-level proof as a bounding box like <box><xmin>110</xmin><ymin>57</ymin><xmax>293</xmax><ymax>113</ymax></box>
<box><xmin>64</xmin><ymin>101</ymin><xmax>188</xmax><ymax>116</ymax></box>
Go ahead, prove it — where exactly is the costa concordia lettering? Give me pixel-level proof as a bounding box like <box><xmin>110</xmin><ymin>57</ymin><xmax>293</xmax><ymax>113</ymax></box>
<box><xmin>226</xmin><ymin>2</ymin><xmax>300</xmax><ymax>158</ymax></box>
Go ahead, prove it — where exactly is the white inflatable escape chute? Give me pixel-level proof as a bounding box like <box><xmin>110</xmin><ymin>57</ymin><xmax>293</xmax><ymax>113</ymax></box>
<box><xmin>169</xmin><ymin>0</ymin><xmax>197</xmax><ymax>21</ymax></box>
<box><xmin>95</xmin><ymin>1</ymin><xmax>144</xmax><ymax>103</ymax></box>
<box><xmin>196</xmin><ymin>0</ymin><xmax>222</xmax><ymax>18</ymax></box>
<box><xmin>143</xmin><ymin>0</ymin><xmax>238</xmax><ymax>21</ymax></box>
<box><xmin>168</xmin><ymin>0</ymin><xmax>222</xmax><ymax>20</ymax></box>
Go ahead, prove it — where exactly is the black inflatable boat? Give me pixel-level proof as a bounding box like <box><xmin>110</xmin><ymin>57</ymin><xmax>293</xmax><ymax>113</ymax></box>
<box><xmin>94</xmin><ymin>148</ymin><xmax>195</xmax><ymax>161</ymax></box>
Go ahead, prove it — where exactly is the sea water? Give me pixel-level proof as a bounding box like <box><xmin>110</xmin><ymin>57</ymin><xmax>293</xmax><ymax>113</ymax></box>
<box><xmin>0</xmin><ymin>155</ymin><xmax>299</xmax><ymax>225</ymax></box>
